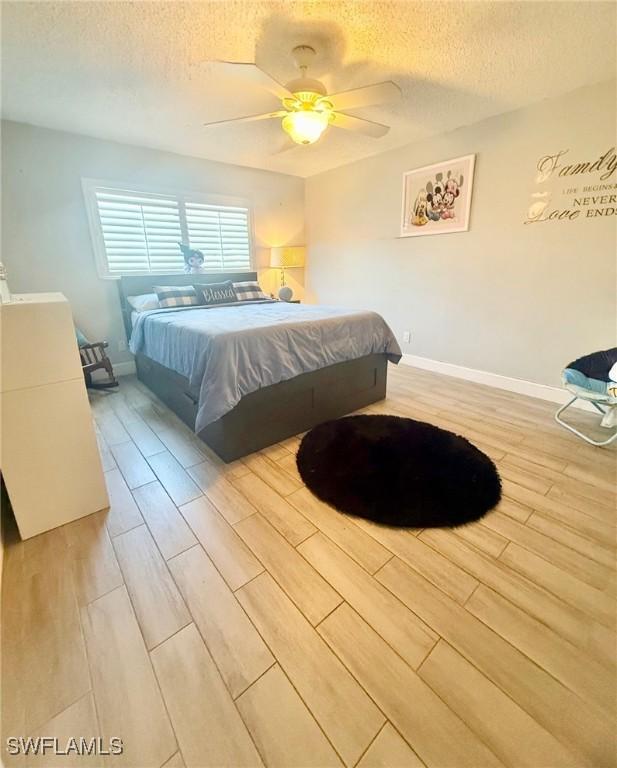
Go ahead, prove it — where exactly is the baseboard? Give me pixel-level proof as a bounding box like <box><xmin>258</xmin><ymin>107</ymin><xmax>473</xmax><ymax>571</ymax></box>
<box><xmin>115</xmin><ymin>360</ymin><xmax>137</xmax><ymax>376</ymax></box>
<box><xmin>399</xmin><ymin>353</ymin><xmax>594</xmax><ymax>411</ymax></box>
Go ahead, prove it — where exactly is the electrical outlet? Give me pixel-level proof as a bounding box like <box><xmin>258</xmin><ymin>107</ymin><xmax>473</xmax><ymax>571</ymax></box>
<box><xmin>403</xmin><ymin>330</ymin><xmax>411</xmax><ymax>343</ymax></box>
<box><xmin>118</xmin><ymin>339</ymin><xmax>127</xmax><ymax>352</ymax></box>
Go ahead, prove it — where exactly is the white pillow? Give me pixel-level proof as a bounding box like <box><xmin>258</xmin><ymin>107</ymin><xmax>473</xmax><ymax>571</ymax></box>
<box><xmin>127</xmin><ymin>293</ymin><xmax>160</xmax><ymax>312</ymax></box>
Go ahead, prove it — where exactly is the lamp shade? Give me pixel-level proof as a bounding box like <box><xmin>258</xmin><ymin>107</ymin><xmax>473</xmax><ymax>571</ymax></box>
<box><xmin>270</xmin><ymin>246</ymin><xmax>306</xmax><ymax>269</ymax></box>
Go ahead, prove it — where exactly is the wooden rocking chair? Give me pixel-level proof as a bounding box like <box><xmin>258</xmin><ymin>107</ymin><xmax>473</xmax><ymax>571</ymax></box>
<box><xmin>79</xmin><ymin>341</ymin><xmax>119</xmax><ymax>389</ymax></box>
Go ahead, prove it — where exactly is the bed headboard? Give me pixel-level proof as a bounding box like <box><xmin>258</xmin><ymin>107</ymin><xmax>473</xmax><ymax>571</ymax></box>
<box><xmin>117</xmin><ymin>271</ymin><xmax>258</xmax><ymax>341</ymax></box>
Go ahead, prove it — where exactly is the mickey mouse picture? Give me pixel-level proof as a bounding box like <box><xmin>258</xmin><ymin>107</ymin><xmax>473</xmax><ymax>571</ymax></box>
<box><xmin>425</xmin><ymin>176</ymin><xmax>444</xmax><ymax>221</ymax></box>
<box><xmin>401</xmin><ymin>155</ymin><xmax>476</xmax><ymax>237</ymax></box>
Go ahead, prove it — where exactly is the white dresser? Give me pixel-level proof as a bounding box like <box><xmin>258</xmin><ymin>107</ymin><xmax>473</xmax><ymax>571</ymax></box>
<box><xmin>0</xmin><ymin>293</ymin><xmax>109</xmax><ymax>539</ymax></box>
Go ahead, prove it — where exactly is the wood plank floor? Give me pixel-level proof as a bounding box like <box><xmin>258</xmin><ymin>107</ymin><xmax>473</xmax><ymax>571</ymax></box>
<box><xmin>2</xmin><ymin>365</ymin><xmax>616</xmax><ymax>767</ymax></box>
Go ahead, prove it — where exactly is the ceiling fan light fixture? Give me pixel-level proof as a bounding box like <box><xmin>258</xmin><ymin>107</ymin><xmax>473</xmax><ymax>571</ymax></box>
<box><xmin>203</xmin><ymin>48</ymin><xmax>397</xmax><ymax>145</ymax></box>
<box><xmin>282</xmin><ymin>109</ymin><xmax>330</xmax><ymax>145</ymax></box>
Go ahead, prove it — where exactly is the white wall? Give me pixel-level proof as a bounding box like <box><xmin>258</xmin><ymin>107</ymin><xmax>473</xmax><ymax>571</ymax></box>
<box><xmin>2</xmin><ymin>81</ymin><xmax>615</xmax><ymax>387</ymax></box>
<box><xmin>305</xmin><ymin>80</ymin><xmax>617</xmax><ymax>387</ymax></box>
<box><xmin>1</xmin><ymin>121</ymin><xmax>305</xmax><ymax>364</ymax></box>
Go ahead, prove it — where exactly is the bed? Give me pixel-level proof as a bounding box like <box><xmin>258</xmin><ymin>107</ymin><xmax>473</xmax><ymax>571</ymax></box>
<box><xmin>118</xmin><ymin>272</ymin><xmax>401</xmax><ymax>461</ymax></box>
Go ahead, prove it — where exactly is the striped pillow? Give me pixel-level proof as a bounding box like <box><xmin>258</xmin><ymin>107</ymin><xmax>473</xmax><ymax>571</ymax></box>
<box><xmin>153</xmin><ymin>285</ymin><xmax>198</xmax><ymax>308</ymax></box>
<box><xmin>233</xmin><ymin>280</ymin><xmax>269</xmax><ymax>301</ymax></box>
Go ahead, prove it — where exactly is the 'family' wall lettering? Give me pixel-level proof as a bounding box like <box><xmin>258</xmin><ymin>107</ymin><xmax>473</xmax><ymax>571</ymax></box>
<box><xmin>524</xmin><ymin>147</ymin><xmax>616</xmax><ymax>224</ymax></box>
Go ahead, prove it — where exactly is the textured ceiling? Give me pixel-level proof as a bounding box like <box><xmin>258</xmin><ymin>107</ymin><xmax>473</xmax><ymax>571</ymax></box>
<box><xmin>2</xmin><ymin>1</ymin><xmax>615</xmax><ymax>178</ymax></box>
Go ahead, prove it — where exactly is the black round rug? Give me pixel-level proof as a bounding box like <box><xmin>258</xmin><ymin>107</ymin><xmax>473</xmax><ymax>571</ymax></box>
<box><xmin>296</xmin><ymin>414</ymin><xmax>501</xmax><ymax>528</ymax></box>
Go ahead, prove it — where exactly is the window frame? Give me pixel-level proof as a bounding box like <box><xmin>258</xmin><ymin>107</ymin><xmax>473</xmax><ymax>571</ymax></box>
<box><xmin>81</xmin><ymin>178</ymin><xmax>255</xmax><ymax>279</ymax></box>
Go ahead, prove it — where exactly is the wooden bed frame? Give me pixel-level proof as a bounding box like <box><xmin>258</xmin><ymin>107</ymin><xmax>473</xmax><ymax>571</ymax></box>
<box><xmin>118</xmin><ymin>273</ymin><xmax>388</xmax><ymax>462</ymax></box>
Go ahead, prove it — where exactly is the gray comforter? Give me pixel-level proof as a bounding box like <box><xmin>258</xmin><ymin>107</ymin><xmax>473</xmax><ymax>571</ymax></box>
<box><xmin>129</xmin><ymin>301</ymin><xmax>401</xmax><ymax>432</ymax></box>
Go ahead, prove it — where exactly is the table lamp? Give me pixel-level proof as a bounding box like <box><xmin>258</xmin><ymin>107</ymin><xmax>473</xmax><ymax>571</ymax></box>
<box><xmin>270</xmin><ymin>246</ymin><xmax>305</xmax><ymax>301</ymax></box>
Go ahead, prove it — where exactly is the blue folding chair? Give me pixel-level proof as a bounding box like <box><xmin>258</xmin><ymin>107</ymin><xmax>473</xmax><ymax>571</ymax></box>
<box><xmin>555</xmin><ymin>365</ymin><xmax>617</xmax><ymax>447</ymax></box>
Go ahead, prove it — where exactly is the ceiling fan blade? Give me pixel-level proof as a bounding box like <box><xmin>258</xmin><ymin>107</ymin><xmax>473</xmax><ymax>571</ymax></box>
<box><xmin>208</xmin><ymin>61</ymin><xmax>294</xmax><ymax>101</ymax></box>
<box><xmin>330</xmin><ymin>112</ymin><xmax>390</xmax><ymax>138</ymax></box>
<box><xmin>328</xmin><ymin>81</ymin><xmax>401</xmax><ymax>111</ymax></box>
<box><xmin>204</xmin><ymin>110</ymin><xmax>287</xmax><ymax>128</ymax></box>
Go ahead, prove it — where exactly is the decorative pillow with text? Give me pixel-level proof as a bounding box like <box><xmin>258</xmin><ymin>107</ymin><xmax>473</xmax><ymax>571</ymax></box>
<box><xmin>197</xmin><ymin>281</ymin><xmax>238</xmax><ymax>306</ymax></box>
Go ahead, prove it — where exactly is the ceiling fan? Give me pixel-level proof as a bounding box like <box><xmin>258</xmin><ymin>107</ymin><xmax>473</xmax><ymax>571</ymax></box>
<box><xmin>203</xmin><ymin>45</ymin><xmax>401</xmax><ymax>146</ymax></box>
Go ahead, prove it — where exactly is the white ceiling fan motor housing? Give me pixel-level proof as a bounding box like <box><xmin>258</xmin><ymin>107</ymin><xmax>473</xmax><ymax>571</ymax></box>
<box><xmin>285</xmin><ymin>77</ymin><xmax>327</xmax><ymax>100</ymax></box>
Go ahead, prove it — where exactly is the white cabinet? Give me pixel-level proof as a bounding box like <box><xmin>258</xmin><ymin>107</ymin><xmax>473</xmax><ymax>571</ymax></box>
<box><xmin>0</xmin><ymin>293</ymin><xmax>109</xmax><ymax>539</ymax></box>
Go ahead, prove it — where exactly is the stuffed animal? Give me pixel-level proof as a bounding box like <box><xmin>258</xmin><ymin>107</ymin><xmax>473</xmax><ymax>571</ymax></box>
<box><xmin>178</xmin><ymin>242</ymin><xmax>206</xmax><ymax>274</ymax></box>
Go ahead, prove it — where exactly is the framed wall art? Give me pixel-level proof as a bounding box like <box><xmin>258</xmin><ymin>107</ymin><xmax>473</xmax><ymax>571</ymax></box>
<box><xmin>401</xmin><ymin>154</ymin><xmax>476</xmax><ymax>237</ymax></box>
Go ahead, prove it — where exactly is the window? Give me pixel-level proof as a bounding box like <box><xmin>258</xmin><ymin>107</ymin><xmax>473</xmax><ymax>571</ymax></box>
<box><xmin>82</xmin><ymin>180</ymin><xmax>253</xmax><ymax>277</ymax></box>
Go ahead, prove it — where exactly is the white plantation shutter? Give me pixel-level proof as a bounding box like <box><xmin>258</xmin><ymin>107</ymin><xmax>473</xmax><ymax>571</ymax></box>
<box><xmin>95</xmin><ymin>190</ymin><xmax>184</xmax><ymax>275</ymax></box>
<box><xmin>83</xmin><ymin>180</ymin><xmax>253</xmax><ymax>277</ymax></box>
<box><xmin>185</xmin><ymin>203</ymin><xmax>251</xmax><ymax>272</ymax></box>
